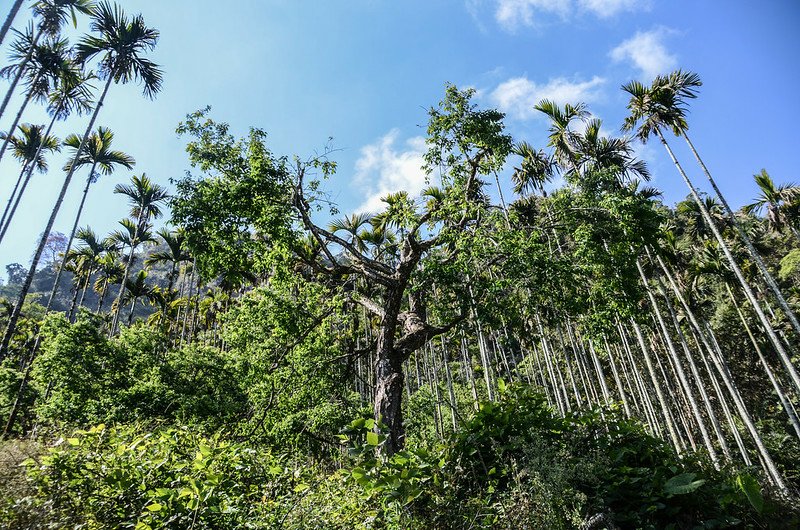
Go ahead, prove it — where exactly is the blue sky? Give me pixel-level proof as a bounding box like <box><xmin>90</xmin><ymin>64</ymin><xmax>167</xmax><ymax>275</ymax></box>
<box><xmin>0</xmin><ymin>0</ymin><xmax>799</xmax><ymax>272</ymax></box>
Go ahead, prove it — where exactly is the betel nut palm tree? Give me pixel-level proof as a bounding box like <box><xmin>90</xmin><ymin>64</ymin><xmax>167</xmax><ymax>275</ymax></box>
<box><xmin>0</xmin><ymin>123</ymin><xmax>60</xmax><ymax>239</ymax></box>
<box><xmin>0</xmin><ymin>64</ymin><xmax>93</xmax><ymax>244</ymax></box>
<box><xmin>744</xmin><ymin>169</ymin><xmax>800</xmax><ymax>243</ymax></box>
<box><xmin>145</xmin><ymin>228</ymin><xmax>190</xmax><ymax>294</ymax></box>
<box><xmin>0</xmin><ymin>34</ymin><xmax>71</xmax><ymax>166</ymax></box>
<box><xmin>0</xmin><ymin>1</ymin><xmax>162</xmax><ymax>360</ymax></box>
<box><xmin>0</xmin><ymin>0</ymin><xmax>94</xmax><ymax>146</ymax></box>
<box><xmin>110</xmin><ymin>174</ymin><xmax>168</xmax><ymax>333</ymax></box>
<box><xmin>622</xmin><ymin>70</ymin><xmax>800</xmax><ymax>403</ymax></box>
<box><xmin>45</xmin><ymin>126</ymin><xmax>134</xmax><ymax>309</ymax></box>
<box><xmin>0</xmin><ymin>0</ymin><xmax>95</xmax><ymax>122</ymax></box>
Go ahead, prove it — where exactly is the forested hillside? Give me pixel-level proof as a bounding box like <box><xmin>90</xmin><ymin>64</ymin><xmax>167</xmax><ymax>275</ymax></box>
<box><xmin>0</xmin><ymin>2</ymin><xmax>799</xmax><ymax>529</ymax></box>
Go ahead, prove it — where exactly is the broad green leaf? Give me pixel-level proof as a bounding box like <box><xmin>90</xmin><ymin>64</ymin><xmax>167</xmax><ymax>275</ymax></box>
<box><xmin>736</xmin><ymin>474</ymin><xmax>764</xmax><ymax>514</ymax></box>
<box><xmin>664</xmin><ymin>473</ymin><xmax>706</xmax><ymax>496</ymax></box>
<box><xmin>366</xmin><ymin>431</ymin><xmax>379</xmax><ymax>446</ymax></box>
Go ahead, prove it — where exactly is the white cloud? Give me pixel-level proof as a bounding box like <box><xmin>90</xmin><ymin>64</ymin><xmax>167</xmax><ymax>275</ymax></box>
<box><xmin>490</xmin><ymin>75</ymin><xmax>606</xmax><ymax>120</ymax></box>
<box><xmin>490</xmin><ymin>0</ymin><xmax>647</xmax><ymax>30</ymax></box>
<box><xmin>577</xmin><ymin>0</ymin><xmax>648</xmax><ymax>18</ymax></box>
<box><xmin>353</xmin><ymin>130</ymin><xmax>428</xmax><ymax>213</ymax></box>
<box><xmin>610</xmin><ymin>28</ymin><xmax>677</xmax><ymax>80</ymax></box>
<box><xmin>494</xmin><ymin>0</ymin><xmax>569</xmax><ymax>30</ymax></box>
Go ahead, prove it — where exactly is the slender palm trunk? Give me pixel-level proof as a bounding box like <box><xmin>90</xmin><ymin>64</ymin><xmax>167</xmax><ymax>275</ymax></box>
<box><xmin>0</xmin><ymin>74</ymin><xmax>114</xmax><ymax>361</ymax></box>
<box><xmin>587</xmin><ymin>341</ymin><xmax>611</xmax><ymax>405</ymax></box>
<box><xmin>564</xmin><ymin>325</ymin><xmax>592</xmax><ymax>406</ymax></box>
<box><xmin>0</xmin><ymin>67</ymin><xmax>45</xmax><ymax>165</ymax></box>
<box><xmin>77</xmin><ymin>268</ymin><xmax>91</xmax><ymax>309</ymax></box>
<box><xmin>618</xmin><ymin>321</ymin><xmax>658</xmax><ymax>432</ymax></box>
<box><xmin>460</xmin><ymin>332</ymin><xmax>479</xmax><ymax>409</ymax></box>
<box><xmin>655</xmin><ymin>242</ymin><xmax>785</xmax><ymax>486</ymax></box>
<box><xmin>428</xmin><ymin>344</ymin><xmax>445</xmax><ymax>438</ymax></box>
<box><xmin>46</xmin><ymin>162</ymin><xmax>100</xmax><ymax>310</ymax></box>
<box><xmin>529</xmin><ymin>339</ymin><xmax>553</xmax><ymax>405</ymax></box>
<box><xmin>1</xmin><ymin>347</ymin><xmax>34</xmax><ymax>438</ymax></box>
<box><xmin>653</xmin><ymin>345</ymin><xmax>691</xmax><ymax>452</ymax></box>
<box><xmin>653</xmin><ymin>252</ymin><xmax>732</xmax><ymax>458</ymax></box>
<box><xmin>613</xmin><ymin>341</ymin><xmax>641</xmax><ymax>415</ymax></box>
<box><xmin>440</xmin><ymin>335</ymin><xmax>459</xmax><ymax>431</ymax></box>
<box><xmin>683</xmin><ymin>132</ymin><xmax>800</xmax><ymax>340</ymax></box>
<box><xmin>0</xmin><ymin>27</ymin><xmax>39</xmax><ymax>122</ymax></box>
<box><xmin>630</xmin><ymin>317</ymin><xmax>683</xmax><ymax>453</ymax></box>
<box><xmin>636</xmin><ymin>259</ymin><xmax>719</xmax><ymax>464</ymax></box>
<box><xmin>726</xmin><ymin>282</ymin><xmax>800</xmax><ymax>441</ymax></box>
<box><xmin>127</xmin><ymin>297</ymin><xmax>136</xmax><ymax>325</ymax></box>
<box><xmin>0</xmin><ymin>161</ymin><xmax>40</xmax><ymax>244</ymax></box>
<box><xmin>110</xmin><ymin>209</ymin><xmax>144</xmax><ymax>334</ymax></box>
<box><xmin>539</xmin><ymin>330</ymin><xmax>566</xmax><ymax>415</ymax></box>
<box><xmin>0</xmin><ymin>162</ymin><xmax>28</xmax><ymax>231</ymax></box>
<box><xmin>697</xmin><ymin>335</ymin><xmax>752</xmax><ymax>466</ymax></box>
<box><xmin>67</xmin><ymin>275</ymin><xmax>80</xmax><ymax>320</ymax></box>
<box><xmin>180</xmin><ymin>262</ymin><xmax>196</xmax><ymax>344</ymax></box>
<box><xmin>561</xmin><ymin>340</ymin><xmax>583</xmax><ymax>408</ymax></box>
<box><xmin>603</xmin><ymin>335</ymin><xmax>631</xmax><ymax>416</ymax></box>
<box><xmin>656</xmin><ymin>128</ymin><xmax>800</xmax><ymax>397</ymax></box>
<box><xmin>0</xmin><ymin>0</ymin><xmax>23</xmax><ymax>48</ymax></box>
<box><xmin>704</xmin><ymin>323</ymin><xmax>786</xmax><ymax>488</ymax></box>
<box><xmin>96</xmin><ymin>278</ymin><xmax>108</xmax><ymax>312</ymax></box>
<box><xmin>542</xmin><ymin>323</ymin><xmax>571</xmax><ymax>413</ymax></box>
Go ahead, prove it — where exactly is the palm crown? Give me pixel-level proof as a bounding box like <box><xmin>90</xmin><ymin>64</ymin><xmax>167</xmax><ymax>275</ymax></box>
<box><xmin>75</xmin><ymin>1</ymin><xmax>162</xmax><ymax>98</ymax></box>
<box><xmin>63</xmin><ymin>125</ymin><xmax>135</xmax><ymax>180</ymax></box>
<box><xmin>1</xmin><ymin>123</ymin><xmax>60</xmax><ymax>172</ymax></box>
<box><xmin>744</xmin><ymin>169</ymin><xmax>800</xmax><ymax>234</ymax></box>
<box><xmin>113</xmin><ymin>173</ymin><xmax>169</xmax><ymax>222</ymax></box>
<box><xmin>33</xmin><ymin>0</ymin><xmax>97</xmax><ymax>38</ymax></box>
<box><xmin>46</xmin><ymin>63</ymin><xmax>96</xmax><ymax>121</ymax></box>
<box><xmin>622</xmin><ymin>70</ymin><xmax>702</xmax><ymax>142</ymax></box>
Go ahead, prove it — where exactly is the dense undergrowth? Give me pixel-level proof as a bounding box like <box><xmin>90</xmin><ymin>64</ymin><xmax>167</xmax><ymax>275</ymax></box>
<box><xmin>1</xmin><ymin>329</ymin><xmax>797</xmax><ymax>530</ymax></box>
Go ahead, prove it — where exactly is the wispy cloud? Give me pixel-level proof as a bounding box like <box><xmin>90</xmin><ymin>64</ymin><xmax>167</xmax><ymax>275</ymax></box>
<box><xmin>494</xmin><ymin>0</ymin><xmax>569</xmax><ymax>31</ymax></box>
<box><xmin>353</xmin><ymin>130</ymin><xmax>428</xmax><ymax>213</ymax></box>
<box><xmin>577</xmin><ymin>0</ymin><xmax>649</xmax><ymax>18</ymax></box>
<box><xmin>610</xmin><ymin>28</ymin><xmax>677</xmax><ymax>80</ymax></box>
<box><xmin>490</xmin><ymin>75</ymin><xmax>606</xmax><ymax>120</ymax></box>
<box><xmin>488</xmin><ymin>0</ymin><xmax>648</xmax><ymax>31</ymax></box>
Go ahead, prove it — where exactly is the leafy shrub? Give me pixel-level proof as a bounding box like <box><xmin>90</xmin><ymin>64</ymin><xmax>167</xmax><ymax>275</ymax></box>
<box><xmin>10</xmin><ymin>424</ymin><xmax>303</xmax><ymax>529</ymax></box>
<box><xmin>220</xmin><ymin>284</ymin><xmax>362</xmax><ymax>454</ymax></box>
<box><xmin>3</xmin><ymin>384</ymin><xmax>797</xmax><ymax>529</ymax></box>
<box><xmin>436</xmin><ymin>384</ymin><xmax>798</xmax><ymax>529</ymax></box>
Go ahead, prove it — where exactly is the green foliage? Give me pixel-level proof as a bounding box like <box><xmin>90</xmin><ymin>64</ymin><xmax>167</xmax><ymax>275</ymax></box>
<box><xmin>340</xmin><ymin>417</ymin><xmax>440</xmax><ymax>510</ymax></box>
<box><xmin>220</xmin><ymin>278</ymin><xmax>362</xmax><ymax>454</ymax></box>
<box><xmin>431</xmin><ymin>384</ymin><xmax>794</xmax><ymax>528</ymax></box>
<box><xmin>4</xmin><ymin>79</ymin><xmax>800</xmax><ymax>530</ymax></box>
<box><xmin>30</xmin><ymin>313</ymin><xmax>247</xmax><ymax>429</ymax></box>
<box><xmin>541</xmin><ymin>170</ymin><xmax>665</xmax><ymax>334</ymax></box>
<box><xmin>13</xmin><ymin>424</ymin><xmax>301</xmax><ymax>529</ymax></box>
<box><xmin>171</xmin><ymin>108</ymin><xmax>296</xmax><ymax>281</ymax></box>
<box><xmin>779</xmin><ymin>248</ymin><xmax>800</xmax><ymax>281</ymax></box>
<box><xmin>3</xmin><ymin>385</ymin><xmax>797</xmax><ymax>529</ymax></box>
